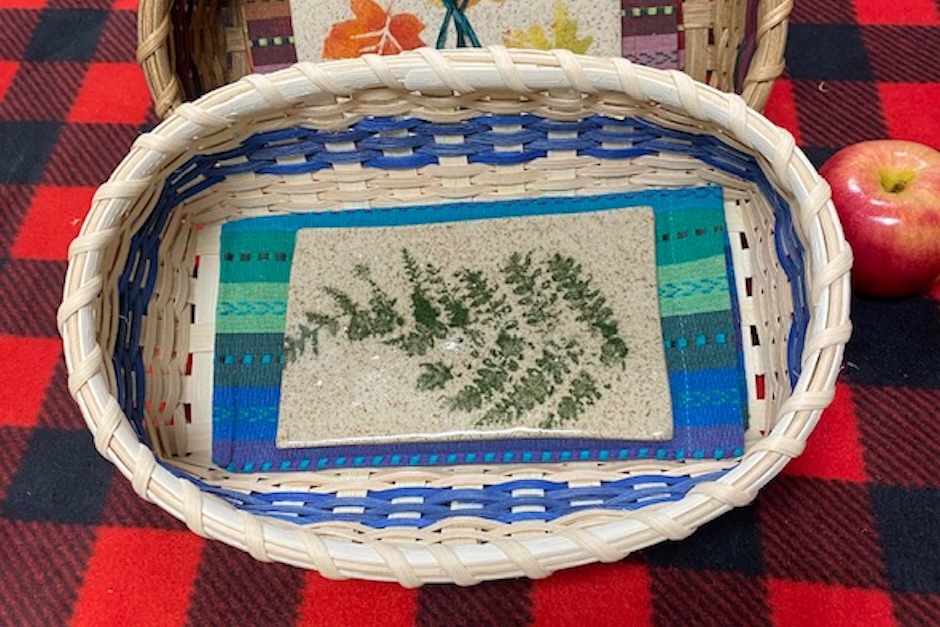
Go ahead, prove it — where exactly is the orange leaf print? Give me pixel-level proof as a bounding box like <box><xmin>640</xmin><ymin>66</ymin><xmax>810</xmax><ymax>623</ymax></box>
<box><xmin>322</xmin><ymin>0</ymin><xmax>427</xmax><ymax>59</ymax></box>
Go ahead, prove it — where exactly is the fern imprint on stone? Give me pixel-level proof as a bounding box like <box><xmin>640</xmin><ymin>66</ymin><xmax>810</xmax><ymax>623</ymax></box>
<box><xmin>276</xmin><ymin>209</ymin><xmax>672</xmax><ymax>447</ymax></box>
<box><xmin>285</xmin><ymin>247</ymin><xmax>629</xmax><ymax>429</ymax></box>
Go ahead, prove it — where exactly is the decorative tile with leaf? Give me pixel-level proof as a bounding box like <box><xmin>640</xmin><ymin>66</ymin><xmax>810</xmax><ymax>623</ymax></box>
<box><xmin>277</xmin><ymin>208</ymin><xmax>673</xmax><ymax>447</ymax></box>
<box><xmin>244</xmin><ymin>0</ymin><xmax>685</xmax><ymax>74</ymax></box>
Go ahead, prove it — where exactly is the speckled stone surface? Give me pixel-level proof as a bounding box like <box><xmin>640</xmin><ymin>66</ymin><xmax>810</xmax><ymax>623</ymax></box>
<box><xmin>277</xmin><ymin>207</ymin><xmax>673</xmax><ymax>447</ymax></box>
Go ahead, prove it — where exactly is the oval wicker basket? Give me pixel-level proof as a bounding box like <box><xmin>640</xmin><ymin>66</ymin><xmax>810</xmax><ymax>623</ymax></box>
<box><xmin>137</xmin><ymin>0</ymin><xmax>792</xmax><ymax>118</ymax></box>
<box><xmin>59</xmin><ymin>48</ymin><xmax>851</xmax><ymax>586</ymax></box>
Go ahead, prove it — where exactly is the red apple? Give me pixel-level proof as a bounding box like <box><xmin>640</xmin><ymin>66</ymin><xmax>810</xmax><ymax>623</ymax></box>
<box><xmin>820</xmin><ymin>140</ymin><xmax>940</xmax><ymax>298</ymax></box>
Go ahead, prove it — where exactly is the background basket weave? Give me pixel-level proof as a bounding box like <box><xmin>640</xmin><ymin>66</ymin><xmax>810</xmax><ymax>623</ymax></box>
<box><xmin>136</xmin><ymin>0</ymin><xmax>792</xmax><ymax>117</ymax></box>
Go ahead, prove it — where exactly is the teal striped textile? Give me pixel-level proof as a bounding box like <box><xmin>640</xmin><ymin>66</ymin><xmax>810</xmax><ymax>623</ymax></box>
<box><xmin>212</xmin><ymin>186</ymin><xmax>748</xmax><ymax>472</ymax></box>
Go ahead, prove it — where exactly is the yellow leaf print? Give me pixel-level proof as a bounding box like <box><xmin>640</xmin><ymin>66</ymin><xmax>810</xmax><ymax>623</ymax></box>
<box><xmin>502</xmin><ymin>1</ymin><xmax>593</xmax><ymax>54</ymax></box>
<box><xmin>506</xmin><ymin>23</ymin><xmax>552</xmax><ymax>50</ymax></box>
<box><xmin>549</xmin><ymin>1</ymin><xmax>593</xmax><ymax>53</ymax></box>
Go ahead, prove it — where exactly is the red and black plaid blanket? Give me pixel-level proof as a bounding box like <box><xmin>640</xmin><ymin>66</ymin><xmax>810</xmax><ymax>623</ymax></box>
<box><xmin>0</xmin><ymin>1</ymin><xmax>938</xmax><ymax>625</ymax></box>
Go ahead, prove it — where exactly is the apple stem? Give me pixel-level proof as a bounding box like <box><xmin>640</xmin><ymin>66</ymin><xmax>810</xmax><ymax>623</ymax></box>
<box><xmin>880</xmin><ymin>171</ymin><xmax>914</xmax><ymax>194</ymax></box>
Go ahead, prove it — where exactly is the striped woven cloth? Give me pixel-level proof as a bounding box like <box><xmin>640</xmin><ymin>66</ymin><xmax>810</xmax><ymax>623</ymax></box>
<box><xmin>212</xmin><ymin>183</ymin><xmax>747</xmax><ymax>472</ymax></box>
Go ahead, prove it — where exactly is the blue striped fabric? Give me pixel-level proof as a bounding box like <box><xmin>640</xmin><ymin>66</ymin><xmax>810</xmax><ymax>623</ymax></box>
<box><xmin>212</xmin><ymin>186</ymin><xmax>749</xmax><ymax>472</ymax></box>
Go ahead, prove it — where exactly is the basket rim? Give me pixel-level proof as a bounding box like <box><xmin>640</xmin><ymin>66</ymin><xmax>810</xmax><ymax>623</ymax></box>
<box><xmin>58</xmin><ymin>48</ymin><xmax>851</xmax><ymax>586</ymax></box>
<box><xmin>136</xmin><ymin>0</ymin><xmax>793</xmax><ymax>117</ymax></box>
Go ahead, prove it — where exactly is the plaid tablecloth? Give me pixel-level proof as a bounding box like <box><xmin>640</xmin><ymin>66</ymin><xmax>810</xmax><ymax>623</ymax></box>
<box><xmin>0</xmin><ymin>1</ymin><xmax>938</xmax><ymax>625</ymax></box>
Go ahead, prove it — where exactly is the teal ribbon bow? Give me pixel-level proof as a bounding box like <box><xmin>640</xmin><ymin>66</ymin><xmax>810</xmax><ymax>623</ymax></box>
<box><xmin>437</xmin><ymin>0</ymin><xmax>482</xmax><ymax>48</ymax></box>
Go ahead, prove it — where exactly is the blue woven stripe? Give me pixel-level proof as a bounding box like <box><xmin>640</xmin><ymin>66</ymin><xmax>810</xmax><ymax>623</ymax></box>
<box><xmin>669</xmin><ymin>368</ymin><xmax>746</xmax><ymax>427</ymax></box>
<box><xmin>213</xmin><ymin>387</ymin><xmax>280</xmax><ymax>441</ymax></box>
<box><xmin>171</xmin><ymin>464</ymin><xmax>730</xmax><ymax>528</ymax></box>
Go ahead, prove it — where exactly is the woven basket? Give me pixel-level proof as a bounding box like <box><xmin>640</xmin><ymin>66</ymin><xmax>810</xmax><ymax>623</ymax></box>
<box><xmin>59</xmin><ymin>48</ymin><xmax>851</xmax><ymax>586</ymax></box>
<box><xmin>137</xmin><ymin>0</ymin><xmax>792</xmax><ymax>118</ymax></box>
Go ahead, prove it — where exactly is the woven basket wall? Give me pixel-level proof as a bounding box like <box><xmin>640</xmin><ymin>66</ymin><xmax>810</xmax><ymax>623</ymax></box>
<box><xmin>137</xmin><ymin>0</ymin><xmax>792</xmax><ymax>118</ymax></box>
<box><xmin>59</xmin><ymin>49</ymin><xmax>850</xmax><ymax>585</ymax></box>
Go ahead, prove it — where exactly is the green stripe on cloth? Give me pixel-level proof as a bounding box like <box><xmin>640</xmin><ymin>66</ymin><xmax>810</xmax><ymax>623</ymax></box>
<box><xmin>653</xmin><ymin>205</ymin><xmax>729</xmax><ymax>265</ymax></box>
<box><xmin>657</xmin><ymin>255</ymin><xmax>731</xmax><ymax>317</ymax></box>
<box><xmin>219</xmin><ymin>231</ymin><xmax>296</xmax><ymax>284</ymax></box>
<box><xmin>217</xmin><ymin>282</ymin><xmax>288</xmax><ymax>334</ymax></box>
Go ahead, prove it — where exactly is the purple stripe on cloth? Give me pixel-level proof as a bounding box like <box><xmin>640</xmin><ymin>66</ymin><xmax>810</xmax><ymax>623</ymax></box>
<box><xmin>621</xmin><ymin>1</ymin><xmax>683</xmax><ymax>70</ymax></box>
<box><xmin>244</xmin><ymin>1</ymin><xmax>297</xmax><ymax>72</ymax></box>
<box><xmin>214</xmin><ymin>423</ymin><xmax>744</xmax><ymax>471</ymax></box>
<box><xmin>621</xmin><ymin>0</ymin><xmax>682</xmax><ymax>36</ymax></box>
<box><xmin>623</xmin><ymin>33</ymin><xmax>683</xmax><ymax>70</ymax></box>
